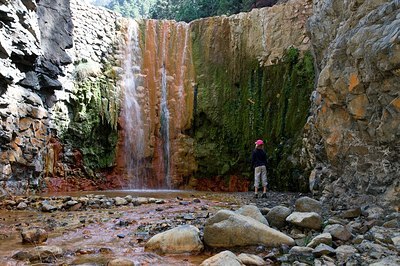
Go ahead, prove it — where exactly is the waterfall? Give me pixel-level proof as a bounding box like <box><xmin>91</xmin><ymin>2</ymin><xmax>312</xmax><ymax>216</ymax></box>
<box><xmin>160</xmin><ymin>23</ymin><xmax>171</xmax><ymax>189</ymax></box>
<box><xmin>122</xmin><ymin>20</ymin><xmax>145</xmax><ymax>189</ymax></box>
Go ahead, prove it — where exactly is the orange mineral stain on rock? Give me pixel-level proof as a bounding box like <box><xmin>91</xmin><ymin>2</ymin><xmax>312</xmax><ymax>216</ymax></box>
<box><xmin>348</xmin><ymin>94</ymin><xmax>369</xmax><ymax>119</ymax></box>
<box><xmin>348</xmin><ymin>73</ymin><xmax>360</xmax><ymax>93</ymax></box>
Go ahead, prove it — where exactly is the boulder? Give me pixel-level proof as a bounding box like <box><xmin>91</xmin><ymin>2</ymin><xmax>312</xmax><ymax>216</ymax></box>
<box><xmin>12</xmin><ymin>246</ymin><xmax>63</xmax><ymax>263</ymax></box>
<box><xmin>21</xmin><ymin>228</ymin><xmax>48</xmax><ymax>244</ymax></box>
<box><xmin>17</xmin><ymin>202</ymin><xmax>28</xmax><ymax>210</ymax></box>
<box><xmin>200</xmin><ymin>250</ymin><xmax>244</xmax><ymax>266</ymax></box>
<box><xmin>107</xmin><ymin>258</ymin><xmax>135</xmax><ymax>266</ymax></box>
<box><xmin>235</xmin><ymin>205</ymin><xmax>269</xmax><ymax>226</ymax></box>
<box><xmin>114</xmin><ymin>197</ymin><xmax>128</xmax><ymax>206</ymax></box>
<box><xmin>307</xmin><ymin>233</ymin><xmax>332</xmax><ymax>248</ymax></box>
<box><xmin>266</xmin><ymin>206</ymin><xmax>292</xmax><ymax>228</ymax></box>
<box><xmin>204</xmin><ymin>210</ymin><xmax>295</xmax><ymax>248</ymax></box>
<box><xmin>286</xmin><ymin>212</ymin><xmax>323</xmax><ymax>230</ymax></box>
<box><xmin>145</xmin><ymin>225</ymin><xmax>203</xmax><ymax>254</ymax></box>
<box><xmin>295</xmin><ymin>197</ymin><xmax>322</xmax><ymax>214</ymax></box>
<box><xmin>237</xmin><ymin>253</ymin><xmax>266</xmax><ymax>266</ymax></box>
<box><xmin>323</xmin><ymin>224</ymin><xmax>352</xmax><ymax>241</ymax></box>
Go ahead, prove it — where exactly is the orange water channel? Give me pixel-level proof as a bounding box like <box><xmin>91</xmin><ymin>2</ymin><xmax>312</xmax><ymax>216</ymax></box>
<box><xmin>0</xmin><ymin>190</ymin><xmax>247</xmax><ymax>265</ymax></box>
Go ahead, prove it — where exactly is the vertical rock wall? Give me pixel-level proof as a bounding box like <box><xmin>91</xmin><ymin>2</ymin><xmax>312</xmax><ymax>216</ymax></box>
<box><xmin>306</xmin><ymin>0</ymin><xmax>400</xmax><ymax>208</ymax></box>
<box><xmin>190</xmin><ymin>0</ymin><xmax>314</xmax><ymax>190</ymax></box>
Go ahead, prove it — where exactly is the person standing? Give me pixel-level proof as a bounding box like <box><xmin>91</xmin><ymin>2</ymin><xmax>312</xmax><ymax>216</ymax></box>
<box><xmin>252</xmin><ymin>139</ymin><xmax>268</xmax><ymax>198</ymax></box>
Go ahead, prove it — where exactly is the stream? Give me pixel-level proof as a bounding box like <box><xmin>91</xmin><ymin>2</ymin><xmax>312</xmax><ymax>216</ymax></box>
<box><xmin>1</xmin><ymin>190</ymin><xmax>273</xmax><ymax>265</ymax></box>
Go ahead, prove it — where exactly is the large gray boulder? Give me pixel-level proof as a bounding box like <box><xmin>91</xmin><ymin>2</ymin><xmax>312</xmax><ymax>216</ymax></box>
<box><xmin>235</xmin><ymin>205</ymin><xmax>269</xmax><ymax>226</ymax></box>
<box><xmin>204</xmin><ymin>210</ymin><xmax>295</xmax><ymax>248</ymax></box>
<box><xmin>266</xmin><ymin>206</ymin><xmax>292</xmax><ymax>228</ymax></box>
<box><xmin>286</xmin><ymin>212</ymin><xmax>323</xmax><ymax>230</ymax></box>
<box><xmin>145</xmin><ymin>225</ymin><xmax>203</xmax><ymax>254</ymax></box>
<box><xmin>200</xmin><ymin>251</ymin><xmax>244</xmax><ymax>266</ymax></box>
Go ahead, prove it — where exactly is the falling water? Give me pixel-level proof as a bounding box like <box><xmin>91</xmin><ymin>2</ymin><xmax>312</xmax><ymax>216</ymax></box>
<box><xmin>160</xmin><ymin>23</ymin><xmax>171</xmax><ymax>189</ymax></box>
<box><xmin>122</xmin><ymin>20</ymin><xmax>145</xmax><ymax>188</ymax></box>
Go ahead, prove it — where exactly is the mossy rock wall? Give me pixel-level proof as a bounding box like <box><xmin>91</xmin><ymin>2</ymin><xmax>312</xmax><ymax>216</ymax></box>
<box><xmin>60</xmin><ymin>62</ymin><xmax>120</xmax><ymax>171</ymax></box>
<box><xmin>191</xmin><ymin>17</ymin><xmax>315</xmax><ymax>191</ymax></box>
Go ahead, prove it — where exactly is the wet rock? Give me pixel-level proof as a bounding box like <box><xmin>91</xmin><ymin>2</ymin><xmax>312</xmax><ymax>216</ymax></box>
<box><xmin>117</xmin><ymin>234</ymin><xmax>125</xmax><ymax>239</ymax></box>
<box><xmin>183</xmin><ymin>213</ymin><xmax>195</xmax><ymax>220</ymax></box>
<box><xmin>286</xmin><ymin>212</ymin><xmax>323</xmax><ymax>230</ymax></box>
<box><xmin>323</xmin><ymin>224</ymin><xmax>352</xmax><ymax>241</ymax></box>
<box><xmin>66</xmin><ymin>200</ymin><xmax>79</xmax><ymax>206</ymax></box>
<box><xmin>295</xmin><ymin>197</ymin><xmax>322</xmax><ymax>214</ymax></box>
<box><xmin>235</xmin><ymin>205</ymin><xmax>269</xmax><ymax>226</ymax></box>
<box><xmin>204</xmin><ymin>210</ymin><xmax>295</xmax><ymax>248</ymax></box>
<box><xmin>307</xmin><ymin>233</ymin><xmax>332</xmax><ymax>248</ymax></box>
<box><xmin>237</xmin><ymin>253</ymin><xmax>265</xmax><ymax>266</ymax></box>
<box><xmin>70</xmin><ymin>202</ymin><xmax>83</xmax><ymax>211</ymax></box>
<box><xmin>193</xmin><ymin>198</ymin><xmax>201</xmax><ymax>203</ymax></box>
<box><xmin>21</xmin><ymin>228</ymin><xmax>48</xmax><ymax>244</ymax></box>
<box><xmin>114</xmin><ymin>197</ymin><xmax>128</xmax><ymax>206</ymax></box>
<box><xmin>200</xmin><ymin>250</ymin><xmax>244</xmax><ymax>266</ymax></box>
<box><xmin>266</xmin><ymin>206</ymin><xmax>292</xmax><ymax>228</ymax></box>
<box><xmin>107</xmin><ymin>258</ymin><xmax>135</xmax><ymax>266</ymax></box>
<box><xmin>17</xmin><ymin>202</ymin><xmax>28</xmax><ymax>210</ymax></box>
<box><xmin>155</xmin><ymin>200</ymin><xmax>165</xmax><ymax>204</ymax></box>
<box><xmin>28</xmin><ymin>245</ymin><xmax>63</xmax><ymax>262</ymax></box>
<box><xmin>41</xmin><ymin>201</ymin><xmax>57</xmax><ymax>212</ymax></box>
<box><xmin>312</xmin><ymin>243</ymin><xmax>336</xmax><ymax>257</ymax></box>
<box><xmin>145</xmin><ymin>225</ymin><xmax>203</xmax><ymax>254</ymax></box>
<box><xmin>12</xmin><ymin>250</ymin><xmax>32</xmax><ymax>261</ymax></box>
<box><xmin>5</xmin><ymin>200</ymin><xmax>17</xmax><ymax>206</ymax></box>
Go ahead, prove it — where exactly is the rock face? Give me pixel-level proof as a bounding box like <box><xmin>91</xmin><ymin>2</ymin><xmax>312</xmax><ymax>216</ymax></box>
<box><xmin>204</xmin><ymin>210</ymin><xmax>295</xmax><ymax>247</ymax></box>
<box><xmin>0</xmin><ymin>0</ymin><xmax>313</xmax><ymax>193</ymax></box>
<box><xmin>305</xmin><ymin>0</ymin><xmax>400</xmax><ymax>207</ymax></box>
<box><xmin>1</xmin><ymin>0</ymin><xmax>398</xmax><ymax>210</ymax></box>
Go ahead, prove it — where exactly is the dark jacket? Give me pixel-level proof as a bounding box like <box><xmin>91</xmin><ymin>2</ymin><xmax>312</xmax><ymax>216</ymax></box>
<box><xmin>252</xmin><ymin>148</ymin><xmax>267</xmax><ymax>168</ymax></box>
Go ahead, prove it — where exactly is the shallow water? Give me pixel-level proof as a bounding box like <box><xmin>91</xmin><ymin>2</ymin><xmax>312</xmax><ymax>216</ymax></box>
<box><xmin>0</xmin><ymin>191</ymin><xmax>246</xmax><ymax>265</ymax></box>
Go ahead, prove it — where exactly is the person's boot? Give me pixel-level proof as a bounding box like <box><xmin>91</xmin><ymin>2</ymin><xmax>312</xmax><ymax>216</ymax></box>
<box><xmin>254</xmin><ymin>193</ymin><xmax>259</xmax><ymax>199</ymax></box>
<box><xmin>261</xmin><ymin>193</ymin><xmax>267</xmax><ymax>198</ymax></box>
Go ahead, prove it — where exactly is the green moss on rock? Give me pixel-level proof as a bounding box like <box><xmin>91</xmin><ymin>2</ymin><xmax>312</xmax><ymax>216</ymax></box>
<box><xmin>61</xmin><ymin>62</ymin><xmax>120</xmax><ymax>171</ymax></box>
<box><xmin>191</xmin><ymin>33</ymin><xmax>315</xmax><ymax>191</ymax></box>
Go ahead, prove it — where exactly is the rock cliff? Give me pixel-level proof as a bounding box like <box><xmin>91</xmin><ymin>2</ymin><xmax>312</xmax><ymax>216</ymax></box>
<box><xmin>306</xmin><ymin>0</ymin><xmax>399</xmax><ymax>208</ymax></box>
<box><xmin>0</xmin><ymin>0</ymin><xmax>398</xmax><ymax>209</ymax></box>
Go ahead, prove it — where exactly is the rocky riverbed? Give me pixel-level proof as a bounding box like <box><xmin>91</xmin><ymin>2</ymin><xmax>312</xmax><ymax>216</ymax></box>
<box><xmin>0</xmin><ymin>191</ymin><xmax>399</xmax><ymax>265</ymax></box>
